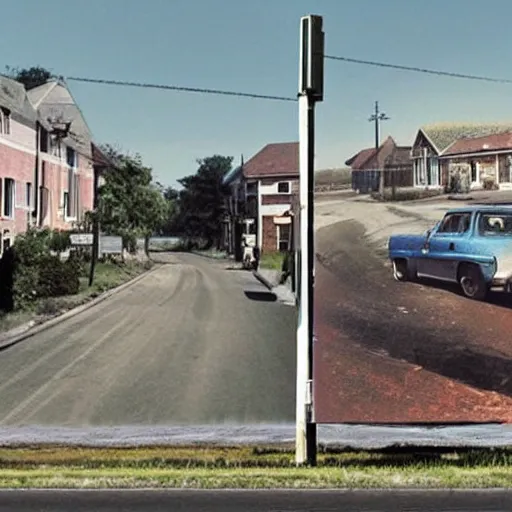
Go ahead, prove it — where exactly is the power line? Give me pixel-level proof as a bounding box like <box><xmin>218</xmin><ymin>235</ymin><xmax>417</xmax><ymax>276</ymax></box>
<box><xmin>324</xmin><ymin>55</ymin><xmax>512</xmax><ymax>84</ymax></box>
<box><xmin>65</xmin><ymin>75</ymin><xmax>298</xmax><ymax>102</ymax></box>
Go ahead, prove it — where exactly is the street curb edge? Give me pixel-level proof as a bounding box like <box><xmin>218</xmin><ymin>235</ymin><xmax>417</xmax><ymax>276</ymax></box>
<box><xmin>0</xmin><ymin>263</ymin><xmax>163</xmax><ymax>351</ymax></box>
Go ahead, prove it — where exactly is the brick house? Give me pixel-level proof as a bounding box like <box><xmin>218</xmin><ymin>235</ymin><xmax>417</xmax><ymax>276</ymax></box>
<box><xmin>0</xmin><ymin>75</ymin><xmax>43</xmax><ymax>252</ymax></box>
<box><xmin>0</xmin><ymin>75</ymin><xmax>97</xmax><ymax>255</ymax></box>
<box><xmin>411</xmin><ymin>123</ymin><xmax>512</xmax><ymax>190</ymax></box>
<box><xmin>346</xmin><ymin>136</ymin><xmax>413</xmax><ymax>193</ymax></box>
<box><xmin>222</xmin><ymin>142</ymin><xmax>298</xmax><ymax>257</ymax></box>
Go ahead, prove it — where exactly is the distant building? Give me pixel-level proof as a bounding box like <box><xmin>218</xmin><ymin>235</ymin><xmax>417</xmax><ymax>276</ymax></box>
<box><xmin>222</xmin><ymin>142</ymin><xmax>298</xmax><ymax>257</ymax></box>
<box><xmin>346</xmin><ymin>136</ymin><xmax>413</xmax><ymax>194</ymax></box>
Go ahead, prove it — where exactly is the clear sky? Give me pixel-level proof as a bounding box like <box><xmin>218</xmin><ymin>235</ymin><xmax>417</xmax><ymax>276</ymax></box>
<box><xmin>3</xmin><ymin>0</ymin><xmax>512</xmax><ymax>186</ymax></box>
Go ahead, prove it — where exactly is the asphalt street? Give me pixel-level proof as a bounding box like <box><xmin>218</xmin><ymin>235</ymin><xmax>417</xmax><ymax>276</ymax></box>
<box><xmin>0</xmin><ymin>253</ymin><xmax>297</xmax><ymax>426</ymax></box>
<box><xmin>0</xmin><ymin>490</ymin><xmax>511</xmax><ymax>511</ymax></box>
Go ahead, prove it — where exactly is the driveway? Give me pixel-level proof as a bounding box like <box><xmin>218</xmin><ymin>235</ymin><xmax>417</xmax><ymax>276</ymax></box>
<box><xmin>0</xmin><ymin>253</ymin><xmax>297</xmax><ymax>426</ymax></box>
<box><xmin>313</xmin><ymin>197</ymin><xmax>512</xmax><ymax>423</ymax></box>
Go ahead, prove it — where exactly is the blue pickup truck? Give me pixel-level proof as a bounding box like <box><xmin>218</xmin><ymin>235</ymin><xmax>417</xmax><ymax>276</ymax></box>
<box><xmin>388</xmin><ymin>205</ymin><xmax>512</xmax><ymax>300</ymax></box>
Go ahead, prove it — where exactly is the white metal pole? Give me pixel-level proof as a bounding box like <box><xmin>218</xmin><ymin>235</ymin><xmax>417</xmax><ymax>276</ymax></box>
<box><xmin>296</xmin><ymin>92</ymin><xmax>311</xmax><ymax>465</ymax></box>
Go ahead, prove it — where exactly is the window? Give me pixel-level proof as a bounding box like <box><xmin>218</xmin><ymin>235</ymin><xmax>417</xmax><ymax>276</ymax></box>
<box><xmin>478</xmin><ymin>213</ymin><xmax>512</xmax><ymax>236</ymax></box>
<box><xmin>50</xmin><ymin>135</ymin><xmax>61</xmax><ymax>158</ymax></box>
<box><xmin>277</xmin><ymin>182</ymin><xmax>290</xmax><ymax>194</ymax></box>
<box><xmin>63</xmin><ymin>192</ymin><xmax>70</xmax><ymax>218</ymax></box>
<box><xmin>40</xmin><ymin>127</ymin><xmax>49</xmax><ymax>153</ymax></box>
<box><xmin>471</xmin><ymin>161</ymin><xmax>478</xmax><ymax>183</ymax></box>
<box><xmin>66</xmin><ymin>146</ymin><xmax>76</xmax><ymax>168</ymax></box>
<box><xmin>0</xmin><ymin>108</ymin><xmax>11</xmax><ymax>135</ymax></box>
<box><xmin>278</xmin><ymin>223</ymin><xmax>291</xmax><ymax>252</ymax></box>
<box><xmin>26</xmin><ymin>182</ymin><xmax>32</xmax><ymax>208</ymax></box>
<box><xmin>437</xmin><ymin>213</ymin><xmax>471</xmax><ymax>234</ymax></box>
<box><xmin>3</xmin><ymin>178</ymin><xmax>15</xmax><ymax>218</ymax></box>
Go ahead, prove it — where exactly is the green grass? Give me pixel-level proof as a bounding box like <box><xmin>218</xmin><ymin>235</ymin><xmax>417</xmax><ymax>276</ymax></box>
<box><xmin>0</xmin><ymin>259</ymin><xmax>152</xmax><ymax>333</ymax></box>
<box><xmin>259</xmin><ymin>251</ymin><xmax>285</xmax><ymax>270</ymax></box>
<box><xmin>0</xmin><ymin>446</ymin><xmax>510</xmax><ymax>488</ymax></box>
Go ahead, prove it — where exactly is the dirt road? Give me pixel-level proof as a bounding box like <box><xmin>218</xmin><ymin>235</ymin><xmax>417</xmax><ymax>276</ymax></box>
<box><xmin>313</xmin><ymin>197</ymin><xmax>512</xmax><ymax>423</ymax></box>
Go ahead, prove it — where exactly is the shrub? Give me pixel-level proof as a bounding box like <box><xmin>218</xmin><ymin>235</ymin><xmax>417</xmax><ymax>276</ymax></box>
<box><xmin>483</xmin><ymin>178</ymin><xmax>499</xmax><ymax>191</ymax></box>
<box><xmin>49</xmin><ymin>229</ymin><xmax>71</xmax><ymax>253</ymax></box>
<box><xmin>0</xmin><ymin>227</ymin><xmax>81</xmax><ymax>312</ymax></box>
<box><xmin>37</xmin><ymin>255</ymin><xmax>80</xmax><ymax>298</ymax></box>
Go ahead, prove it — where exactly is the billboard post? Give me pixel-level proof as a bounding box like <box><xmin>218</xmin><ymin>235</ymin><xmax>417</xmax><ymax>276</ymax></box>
<box><xmin>296</xmin><ymin>14</ymin><xmax>324</xmax><ymax>467</ymax></box>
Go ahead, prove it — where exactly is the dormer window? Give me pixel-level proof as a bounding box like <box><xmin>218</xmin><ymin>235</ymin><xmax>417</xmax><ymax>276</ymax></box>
<box><xmin>0</xmin><ymin>107</ymin><xmax>11</xmax><ymax>135</ymax></box>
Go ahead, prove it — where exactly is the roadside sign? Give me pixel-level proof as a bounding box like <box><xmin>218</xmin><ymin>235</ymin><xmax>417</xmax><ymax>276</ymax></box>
<box><xmin>100</xmin><ymin>235</ymin><xmax>123</xmax><ymax>254</ymax></box>
<box><xmin>70</xmin><ymin>233</ymin><xmax>93</xmax><ymax>245</ymax></box>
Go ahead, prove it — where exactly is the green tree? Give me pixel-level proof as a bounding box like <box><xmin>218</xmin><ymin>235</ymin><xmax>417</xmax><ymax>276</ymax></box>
<box><xmin>97</xmin><ymin>146</ymin><xmax>168</xmax><ymax>253</ymax></box>
<box><xmin>176</xmin><ymin>155</ymin><xmax>232</xmax><ymax>249</ymax></box>
<box><xmin>5</xmin><ymin>65</ymin><xmax>54</xmax><ymax>90</ymax></box>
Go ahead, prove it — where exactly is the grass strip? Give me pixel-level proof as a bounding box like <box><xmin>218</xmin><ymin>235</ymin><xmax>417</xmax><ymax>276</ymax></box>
<box><xmin>0</xmin><ymin>446</ymin><xmax>510</xmax><ymax>489</ymax></box>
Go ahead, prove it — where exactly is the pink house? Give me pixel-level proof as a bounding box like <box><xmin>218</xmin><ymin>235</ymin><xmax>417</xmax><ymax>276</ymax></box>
<box><xmin>0</xmin><ymin>76</ymin><xmax>97</xmax><ymax>255</ymax></box>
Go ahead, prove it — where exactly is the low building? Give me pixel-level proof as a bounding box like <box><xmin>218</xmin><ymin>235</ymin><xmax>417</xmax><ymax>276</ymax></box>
<box><xmin>346</xmin><ymin>136</ymin><xmax>413</xmax><ymax>194</ymax></box>
<box><xmin>440</xmin><ymin>131</ymin><xmax>512</xmax><ymax>191</ymax></box>
<box><xmin>411</xmin><ymin>122</ymin><xmax>512</xmax><ymax>190</ymax></box>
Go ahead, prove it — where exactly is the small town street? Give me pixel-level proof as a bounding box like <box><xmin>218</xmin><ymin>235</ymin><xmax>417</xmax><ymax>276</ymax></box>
<box><xmin>314</xmin><ymin>194</ymin><xmax>512</xmax><ymax>423</ymax></box>
<box><xmin>0</xmin><ymin>253</ymin><xmax>297</xmax><ymax>427</ymax></box>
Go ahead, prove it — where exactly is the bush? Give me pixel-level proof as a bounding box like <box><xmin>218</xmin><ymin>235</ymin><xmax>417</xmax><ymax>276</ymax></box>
<box><xmin>483</xmin><ymin>178</ymin><xmax>499</xmax><ymax>191</ymax></box>
<box><xmin>49</xmin><ymin>229</ymin><xmax>71</xmax><ymax>253</ymax></box>
<box><xmin>37</xmin><ymin>255</ymin><xmax>80</xmax><ymax>298</ymax></box>
<box><xmin>370</xmin><ymin>187</ymin><xmax>444</xmax><ymax>202</ymax></box>
<box><xmin>0</xmin><ymin>227</ymin><xmax>81</xmax><ymax>312</ymax></box>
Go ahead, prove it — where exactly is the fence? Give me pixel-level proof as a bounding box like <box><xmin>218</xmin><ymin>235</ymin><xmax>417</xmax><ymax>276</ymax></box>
<box><xmin>351</xmin><ymin>168</ymin><xmax>414</xmax><ymax>193</ymax></box>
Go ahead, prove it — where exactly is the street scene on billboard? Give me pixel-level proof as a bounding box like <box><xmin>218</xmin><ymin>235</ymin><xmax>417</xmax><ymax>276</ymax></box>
<box><xmin>313</xmin><ymin>113</ymin><xmax>512</xmax><ymax>424</ymax></box>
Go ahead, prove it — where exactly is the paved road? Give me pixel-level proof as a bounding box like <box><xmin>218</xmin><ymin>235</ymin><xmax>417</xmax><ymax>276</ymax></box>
<box><xmin>1</xmin><ymin>489</ymin><xmax>511</xmax><ymax>511</ymax></box>
<box><xmin>314</xmin><ymin>217</ymin><xmax>512</xmax><ymax>424</ymax></box>
<box><xmin>0</xmin><ymin>253</ymin><xmax>296</xmax><ymax>426</ymax></box>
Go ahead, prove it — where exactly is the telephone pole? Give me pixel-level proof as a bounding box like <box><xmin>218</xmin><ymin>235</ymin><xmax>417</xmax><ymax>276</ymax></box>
<box><xmin>369</xmin><ymin>101</ymin><xmax>389</xmax><ymax>197</ymax></box>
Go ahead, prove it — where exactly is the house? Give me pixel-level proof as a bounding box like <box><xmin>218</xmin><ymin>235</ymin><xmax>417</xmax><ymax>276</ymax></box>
<box><xmin>0</xmin><ymin>75</ymin><xmax>98</xmax><ymax>256</ymax></box>
<box><xmin>27</xmin><ymin>79</ymin><xmax>95</xmax><ymax>229</ymax></box>
<box><xmin>440</xmin><ymin>131</ymin><xmax>512</xmax><ymax>191</ymax></box>
<box><xmin>0</xmin><ymin>75</ymin><xmax>41</xmax><ymax>253</ymax></box>
<box><xmin>411</xmin><ymin>122</ymin><xmax>512</xmax><ymax>190</ymax></box>
<box><xmin>346</xmin><ymin>136</ymin><xmax>413</xmax><ymax>193</ymax></box>
<box><xmin>222</xmin><ymin>142</ymin><xmax>299</xmax><ymax>257</ymax></box>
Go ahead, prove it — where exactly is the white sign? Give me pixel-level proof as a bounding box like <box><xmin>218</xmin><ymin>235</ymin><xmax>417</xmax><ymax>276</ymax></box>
<box><xmin>70</xmin><ymin>233</ymin><xmax>93</xmax><ymax>245</ymax></box>
<box><xmin>100</xmin><ymin>235</ymin><xmax>123</xmax><ymax>254</ymax></box>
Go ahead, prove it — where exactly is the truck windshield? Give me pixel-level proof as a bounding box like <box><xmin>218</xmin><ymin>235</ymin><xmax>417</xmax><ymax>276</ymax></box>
<box><xmin>477</xmin><ymin>213</ymin><xmax>512</xmax><ymax>235</ymax></box>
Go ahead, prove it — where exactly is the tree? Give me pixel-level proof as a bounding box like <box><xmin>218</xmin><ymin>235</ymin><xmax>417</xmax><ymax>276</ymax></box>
<box><xmin>5</xmin><ymin>65</ymin><xmax>54</xmax><ymax>90</ymax></box>
<box><xmin>176</xmin><ymin>155</ymin><xmax>232</xmax><ymax>249</ymax></box>
<box><xmin>97</xmin><ymin>145</ymin><xmax>168</xmax><ymax>253</ymax></box>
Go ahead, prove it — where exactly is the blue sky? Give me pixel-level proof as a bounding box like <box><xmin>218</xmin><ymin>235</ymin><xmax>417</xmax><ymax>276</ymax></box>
<box><xmin>3</xmin><ymin>0</ymin><xmax>512</xmax><ymax>186</ymax></box>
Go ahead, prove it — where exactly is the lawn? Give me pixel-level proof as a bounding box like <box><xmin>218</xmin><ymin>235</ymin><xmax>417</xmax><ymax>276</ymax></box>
<box><xmin>0</xmin><ymin>259</ymin><xmax>152</xmax><ymax>334</ymax></box>
<box><xmin>259</xmin><ymin>251</ymin><xmax>285</xmax><ymax>271</ymax></box>
<box><xmin>0</xmin><ymin>446</ymin><xmax>510</xmax><ymax>488</ymax></box>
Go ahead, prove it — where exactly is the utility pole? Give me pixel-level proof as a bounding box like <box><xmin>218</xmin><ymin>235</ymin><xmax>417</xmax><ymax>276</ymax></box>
<box><xmin>368</xmin><ymin>101</ymin><xmax>389</xmax><ymax>197</ymax></box>
<box><xmin>296</xmin><ymin>14</ymin><xmax>324</xmax><ymax>467</ymax></box>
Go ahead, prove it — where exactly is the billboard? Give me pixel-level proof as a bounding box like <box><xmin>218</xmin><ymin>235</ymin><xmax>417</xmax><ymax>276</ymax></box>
<box><xmin>306</xmin><ymin>65</ymin><xmax>512</xmax><ymax>426</ymax></box>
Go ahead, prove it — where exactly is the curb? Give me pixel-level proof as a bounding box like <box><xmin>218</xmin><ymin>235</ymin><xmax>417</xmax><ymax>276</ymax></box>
<box><xmin>0</xmin><ymin>263</ymin><xmax>163</xmax><ymax>351</ymax></box>
<box><xmin>252</xmin><ymin>270</ymin><xmax>275</xmax><ymax>291</ymax></box>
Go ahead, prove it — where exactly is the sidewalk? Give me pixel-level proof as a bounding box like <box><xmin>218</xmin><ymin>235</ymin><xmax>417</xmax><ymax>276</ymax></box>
<box><xmin>253</xmin><ymin>268</ymin><xmax>296</xmax><ymax>306</ymax></box>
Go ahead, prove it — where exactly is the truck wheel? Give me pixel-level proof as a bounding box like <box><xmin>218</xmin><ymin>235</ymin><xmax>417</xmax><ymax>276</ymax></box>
<box><xmin>392</xmin><ymin>258</ymin><xmax>412</xmax><ymax>282</ymax></box>
<box><xmin>458</xmin><ymin>264</ymin><xmax>488</xmax><ymax>300</ymax></box>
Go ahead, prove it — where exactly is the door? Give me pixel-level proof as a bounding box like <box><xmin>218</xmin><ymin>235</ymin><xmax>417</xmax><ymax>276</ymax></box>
<box><xmin>417</xmin><ymin>212</ymin><xmax>472</xmax><ymax>281</ymax></box>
